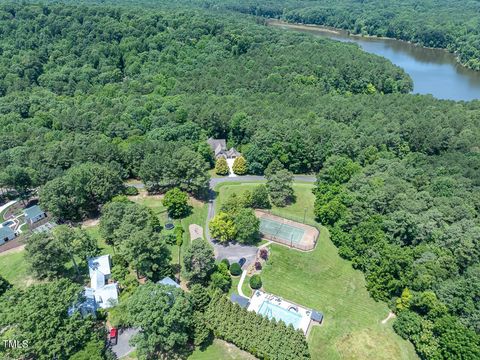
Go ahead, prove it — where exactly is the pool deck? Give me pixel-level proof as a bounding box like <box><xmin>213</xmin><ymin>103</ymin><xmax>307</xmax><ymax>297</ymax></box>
<box><xmin>247</xmin><ymin>290</ymin><xmax>312</xmax><ymax>334</ymax></box>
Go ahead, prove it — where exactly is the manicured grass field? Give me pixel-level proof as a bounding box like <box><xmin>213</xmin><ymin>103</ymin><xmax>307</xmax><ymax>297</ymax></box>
<box><xmin>189</xmin><ymin>339</ymin><xmax>255</xmax><ymax>360</ymax></box>
<box><xmin>0</xmin><ymin>250</ymin><xmax>32</xmax><ymax>287</ymax></box>
<box><xmin>216</xmin><ymin>182</ymin><xmax>417</xmax><ymax>360</ymax></box>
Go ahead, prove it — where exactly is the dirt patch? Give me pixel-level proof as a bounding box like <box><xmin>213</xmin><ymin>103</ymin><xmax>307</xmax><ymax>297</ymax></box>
<box><xmin>189</xmin><ymin>224</ymin><xmax>204</xmax><ymax>241</ymax></box>
<box><xmin>82</xmin><ymin>218</ymin><xmax>100</xmax><ymax>228</ymax></box>
<box><xmin>0</xmin><ymin>240</ymin><xmax>26</xmax><ymax>254</ymax></box>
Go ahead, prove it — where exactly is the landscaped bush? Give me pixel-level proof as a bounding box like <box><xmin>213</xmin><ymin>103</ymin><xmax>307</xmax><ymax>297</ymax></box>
<box><xmin>255</xmin><ymin>261</ymin><xmax>262</xmax><ymax>270</ymax></box>
<box><xmin>229</xmin><ymin>262</ymin><xmax>242</xmax><ymax>276</ymax></box>
<box><xmin>232</xmin><ymin>156</ymin><xmax>248</xmax><ymax>175</ymax></box>
<box><xmin>259</xmin><ymin>248</ymin><xmax>268</xmax><ymax>260</ymax></box>
<box><xmin>221</xmin><ymin>258</ymin><xmax>230</xmax><ymax>267</ymax></box>
<box><xmin>250</xmin><ymin>274</ymin><xmax>262</xmax><ymax>289</ymax></box>
<box><xmin>215</xmin><ymin>157</ymin><xmax>229</xmax><ymax>176</ymax></box>
<box><xmin>124</xmin><ymin>186</ymin><xmax>139</xmax><ymax>196</ymax></box>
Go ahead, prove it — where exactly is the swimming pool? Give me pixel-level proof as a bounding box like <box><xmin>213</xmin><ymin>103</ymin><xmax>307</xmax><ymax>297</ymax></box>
<box><xmin>257</xmin><ymin>300</ymin><xmax>302</xmax><ymax>329</ymax></box>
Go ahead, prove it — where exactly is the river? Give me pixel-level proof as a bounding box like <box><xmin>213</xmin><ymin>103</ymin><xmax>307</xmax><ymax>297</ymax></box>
<box><xmin>269</xmin><ymin>20</ymin><xmax>480</xmax><ymax>101</ymax></box>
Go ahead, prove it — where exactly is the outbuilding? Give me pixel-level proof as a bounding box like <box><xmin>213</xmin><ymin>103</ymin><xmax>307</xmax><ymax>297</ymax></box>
<box><xmin>24</xmin><ymin>205</ymin><xmax>47</xmax><ymax>225</ymax></box>
<box><xmin>310</xmin><ymin>310</ymin><xmax>324</xmax><ymax>324</ymax></box>
<box><xmin>0</xmin><ymin>226</ymin><xmax>16</xmax><ymax>245</ymax></box>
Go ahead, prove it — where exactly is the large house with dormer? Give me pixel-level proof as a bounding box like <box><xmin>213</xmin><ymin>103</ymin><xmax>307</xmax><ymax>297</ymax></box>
<box><xmin>207</xmin><ymin>137</ymin><xmax>241</xmax><ymax>159</ymax></box>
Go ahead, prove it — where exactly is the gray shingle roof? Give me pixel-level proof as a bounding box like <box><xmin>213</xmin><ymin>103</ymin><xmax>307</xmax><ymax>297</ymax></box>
<box><xmin>24</xmin><ymin>205</ymin><xmax>45</xmax><ymax>220</ymax></box>
<box><xmin>0</xmin><ymin>226</ymin><xmax>15</xmax><ymax>240</ymax></box>
<box><xmin>207</xmin><ymin>138</ymin><xmax>226</xmax><ymax>152</ymax></box>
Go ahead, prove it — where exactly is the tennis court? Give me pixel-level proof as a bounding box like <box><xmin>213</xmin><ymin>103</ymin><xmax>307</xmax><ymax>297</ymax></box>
<box><xmin>259</xmin><ymin>218</ymin><xmax>305</xmax><ymax>245</ymax></box>
<box><xmin>255</xmin><ymin>210</ymin><xmax>319</xmax><ymax>251</ymax></box>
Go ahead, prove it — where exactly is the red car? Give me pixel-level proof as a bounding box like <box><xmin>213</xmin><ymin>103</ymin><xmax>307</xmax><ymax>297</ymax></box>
<box><xmin>109</xmin><ymin>328</ymin><xmax>118</xmax><ymax>345</ymax></box>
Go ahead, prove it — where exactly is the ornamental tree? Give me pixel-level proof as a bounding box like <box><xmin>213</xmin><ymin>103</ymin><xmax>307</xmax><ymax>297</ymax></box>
<box><xmin>209</xmin><ymin>212</ymin><xmax>237</xmax><ymax>243</ymax></box>
<box><xmin>215</xmin><ymin>157</ymin><xmax>229</xmax><ymax>176</ymax></box>
<box><xmin>232</xmin><ymin>156</ymin><xmax>247</xmax><ymax>175</ymax></box>
<box><xmin>162</xmin><ymin>187</ymin><xmax>190</xmax><ymax>218</ymax></box>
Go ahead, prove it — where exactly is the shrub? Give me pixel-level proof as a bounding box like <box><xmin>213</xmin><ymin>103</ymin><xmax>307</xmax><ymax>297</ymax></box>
<box><xmin>229</xmin><ymin>262</ymin><xmax>242</xmax><ymax>276</ymax></box>
<box><xmin>255</xmin><ymin>261</ymin><xmax>262</xmax><ymax>270</ymax></box>
<box><xmin>221</xmin><ymin>258</ymin><xmax>230</xmax><ymax>267</ymax></box>
<box><xmin>215</xmin><ymin>157</ymin><xmax>229</xmax><ymax>176</ymax></box>
<box><xmin>232</xmin><ymin>156</ymin><xmax>247</xmax><ymax>175</ymax></box>
<box><xmin>124</xmin><ymin>186</ymin><xmax>139</xmax><ymax>196</ymax></box>
<box><xmin>259</xmin><ymin>248</ymin><xmax>268</xmax><ymax>260</ymax></box>
<box><xmin>250</xmin><ymin>274</ymin><xmax>262</xmax><ymax>289</ymax></box>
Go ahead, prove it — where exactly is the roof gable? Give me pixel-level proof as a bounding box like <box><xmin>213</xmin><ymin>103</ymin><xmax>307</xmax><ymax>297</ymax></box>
<box><xmin>24</xmin><ymin>205</ymin><xmax>45</xmax><ymax>219</ymax></box>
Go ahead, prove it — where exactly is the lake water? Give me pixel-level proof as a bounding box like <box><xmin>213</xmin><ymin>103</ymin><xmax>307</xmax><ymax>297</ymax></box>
<box><xmin>269</xmin><ymin>21</ymin><xmax>480</xmax><ymax>101</ymax></box>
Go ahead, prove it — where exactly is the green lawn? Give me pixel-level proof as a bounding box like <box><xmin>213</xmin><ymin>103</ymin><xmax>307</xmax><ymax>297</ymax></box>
<box><xmin>133</xmin><ymin>195</ymin><xmax>208</xmax><ymax>268</ymax></box>
<box><xmin>216</xmin><ymin>182</ymin><xmax>417</xmax><ymax>360</ymax></box>
<box><xmin>84</xmin><ymin>225</ymin><xmax>114</xmax><ymax>256</ymax></box>
<box><xmin>189</xmin><ymin>339</ymin><xmax>255</xmax><ymax>360</ymax></box>
<box><xmin>0</xmin><ymin>250</ymin><xmax>33</xmax><ymax>288</ymax></box>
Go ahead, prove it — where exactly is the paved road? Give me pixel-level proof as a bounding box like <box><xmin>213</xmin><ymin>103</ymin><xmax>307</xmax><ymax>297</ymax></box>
<box><xmin>128</xmin><ymin>175</ymin><xmax>316</xmax><ymax>190</ymax></box>
<box><xmin>0</xmin><ymin>200</ymin><xmax>17</xmax><ymax>220</ymax></box>
<box><xmin>126</xmin><ymin>175</ymin><xmax>316</xmax><ymax>267</ymax></box>
<box><xmin>112</xmin><ymin>327</ymin><xmax>139</xmax><ymax>359</ymax></box>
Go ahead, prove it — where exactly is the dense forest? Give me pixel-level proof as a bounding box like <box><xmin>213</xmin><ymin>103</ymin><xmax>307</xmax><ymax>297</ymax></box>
<box><xmin>0</xmin><ymin>1</ymin><xmax>479</xmax><ymax>359</ymax></box>
<box><xmin>0</xmin><ymin>1</ymin><xmax>411</xmax><ymax>205</ymax></box>
<box><xmin>207</xmin><ymin>0</ymin><xmax>480</xmax><ymax>70</ymax></box>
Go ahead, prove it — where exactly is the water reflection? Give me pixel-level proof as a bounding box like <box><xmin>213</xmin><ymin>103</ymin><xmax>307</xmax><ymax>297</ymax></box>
<box><xmin>270</xmin><ymin>21</ymin><xmax>480</xmax><ymax>101</ymax></box>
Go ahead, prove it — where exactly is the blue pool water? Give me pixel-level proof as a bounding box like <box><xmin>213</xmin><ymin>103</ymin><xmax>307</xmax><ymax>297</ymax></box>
<box><xmin>257</xmin><ymin>300</ymin><xmax>302</xmax><ymax>329</ymax></box>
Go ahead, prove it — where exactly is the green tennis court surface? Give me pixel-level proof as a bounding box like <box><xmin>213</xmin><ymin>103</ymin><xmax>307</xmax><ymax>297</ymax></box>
<box><xmin>259</xmin><ymin>218</ymin><xmax>305</xmax><ymax>244</ymax></box>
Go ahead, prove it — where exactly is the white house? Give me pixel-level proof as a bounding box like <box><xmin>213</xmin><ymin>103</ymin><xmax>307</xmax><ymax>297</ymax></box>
<box><xmin>86</xmin><ymin>255</ymin><xmax>118</xmax><ymax>309</ymax></box>
<box><xmin>0</xmin><ymin>226</ymin><xmax>16</xmax><ymax>245</ymax></box>
<box><xmin>24</xmin><ymin>205</ymin><xmax>47</xmax><ymax>225</ymax></box>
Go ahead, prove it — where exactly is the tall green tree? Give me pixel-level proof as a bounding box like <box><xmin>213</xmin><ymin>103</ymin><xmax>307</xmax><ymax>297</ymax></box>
<box><xmin>40</xmin><ymin>163</ymin><xmax>123</xmax><ymax>222</ymax></box>
<box><xmin>1</xmin><ymin>165</ymin><xmax>35</xmax><ymax>203</ymax></box>
<box><xmin>117</xmin><ymin>229</ymin><xmax>171</xmax><ymax>281</ymax></box>
<box><xmin>0</xmin><ymin>280</ymin><xmax>97</xmax><ymax>360</ymax></box>
<box><xmin>232</xmin><ymin>156</ymin><xmax>247</xmax><ymax>175</ymax></box>
<box><xmin>162</xmin><ymin>187</ymin><xmax>190</xmax><ymax>218</ymax></box>
<box><xmin>233</xmin><ymin>208</ymin><xmax>260</xmax><ymax>244</ymax></box>
<box><xmin>265</xmin><ymin>159</ymin><xmax>294</xmax><ymax>207</ymax></box>
<box><xmin>25</xmin><ymin>232</ymin><xmax>70</xmax><ymax>280</ymax></box>
<box><xmin>183</xmin><ymin>239</ymin><xmax>215</xmax><ymax>285</ymax></box>
<box><xmin>124</xmin><ymin>283</ymin><xmax>193</xmax><ymax>359</ymax></box>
